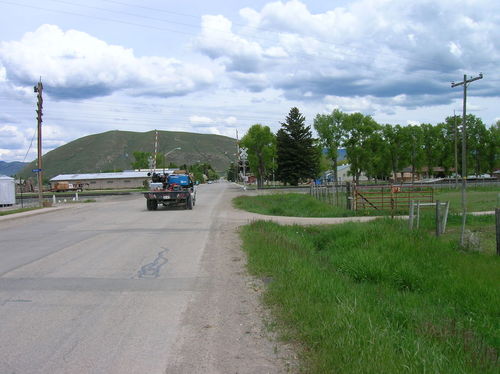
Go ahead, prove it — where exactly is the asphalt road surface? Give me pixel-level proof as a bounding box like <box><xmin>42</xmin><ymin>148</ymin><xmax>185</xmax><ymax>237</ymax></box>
<box><xmin>0</xmin><ymin>183</ymin><xmax>296</xmax><ymax>374</ymax></box>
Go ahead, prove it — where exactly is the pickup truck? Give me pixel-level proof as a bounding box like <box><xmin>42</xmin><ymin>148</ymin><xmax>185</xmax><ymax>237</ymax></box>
<box><xmin>143</xmin><ymin>172</ymin><xmax>196</xmax><ymax>210</ymax></box>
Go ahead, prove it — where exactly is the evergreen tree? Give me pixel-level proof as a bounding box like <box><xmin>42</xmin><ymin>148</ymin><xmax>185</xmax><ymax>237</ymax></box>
<box><xmin>276</xmin><ymin>107</ymin><xmax>319</xmax><ymax>185</ymax></box>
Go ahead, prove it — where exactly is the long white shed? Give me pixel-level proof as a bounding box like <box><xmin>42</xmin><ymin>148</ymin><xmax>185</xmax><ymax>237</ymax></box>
<box><xmin>0</xmin><ymin>175</ymin><xmax>15</xmax><ymax>206</ymax></box>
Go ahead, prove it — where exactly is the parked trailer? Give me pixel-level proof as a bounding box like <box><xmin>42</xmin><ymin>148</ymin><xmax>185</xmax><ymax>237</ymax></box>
<box><xmin>143</xmin><ymin>172</ymin><xmax>196</xmax><ymax>210</ymax></box>
<box><xmin>50</xmin><ymin>181</ymin><xmax>88</xmax><ymax>192</ymax></box>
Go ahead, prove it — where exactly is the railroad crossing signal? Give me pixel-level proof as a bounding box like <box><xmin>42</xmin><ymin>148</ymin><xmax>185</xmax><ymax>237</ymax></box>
<box><xmin>239</xmin><ymin>147</ymin><xmax>248</xmax><ymax>160</ymax></box>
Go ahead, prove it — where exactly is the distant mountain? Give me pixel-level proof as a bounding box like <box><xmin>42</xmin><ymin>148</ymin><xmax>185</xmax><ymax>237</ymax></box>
<box><xmin>0</xmin><ymin>161</ymin><xmax>28</xmax><ymax>177</ymax></box>
<box><xmin>321</xmin><ymin>148</ymin><xmax>347</xmax><ymax>161</ymax></box>
<box><xmin>19</xmin><ymin>130</ymin><xmax>237</xmax><ymax>179</ymax></box>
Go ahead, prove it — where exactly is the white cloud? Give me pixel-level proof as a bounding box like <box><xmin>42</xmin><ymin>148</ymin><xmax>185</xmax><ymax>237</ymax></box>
<box><xmin>224</xmin><ymin>116</ymin><xmax>237</xmax><ymax>125</ymax></box>
<box><xmin>195</xmin><ymin>15</ymin><xmax>265</xmax><ymax>73</ymax></box>
<box><xmin>0</xmin><ymin>63</ymin><xmax>6</xmax><ymax>82</ymax></box>
<box><xmin>0</xmin><ymin>25</ymin><xmax>214</xmax><ymax>99</ymax></box>
<box><xmin>0</xmin><ymin>125</ymin><xmax>25</xmax><ymax>150</ymax></box>
<box><xmin>189</xmin><ymin>115</ymin><xmax>215</xmax><ymax>124</ymax></box>
<box><xmin>197</xmin><ymin>0</ymin><xmax>499</xmax><ymax>105</ymax></box>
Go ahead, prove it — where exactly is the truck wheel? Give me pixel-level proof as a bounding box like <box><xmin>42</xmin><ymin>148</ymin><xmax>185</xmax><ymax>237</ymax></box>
<box><xmin>146</xmin><ymin>199</ymin><xmax>153</xmax><ymax>211</ymax></box>
<box><xmin>187</xmin><ymin>196</ymin><xmax>193</xmax><ymax>210</ymax></box>
<box><xmin>151</xmin><ymin>200</ymin><xmax>158</xmax><ymax>210</ymax></box>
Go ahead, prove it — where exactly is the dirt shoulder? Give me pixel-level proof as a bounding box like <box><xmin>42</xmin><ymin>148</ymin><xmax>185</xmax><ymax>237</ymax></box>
<box><xmin>165</xmin><ymin>185</ymin><xmax>299</xmax><ymax>373</ymax></box>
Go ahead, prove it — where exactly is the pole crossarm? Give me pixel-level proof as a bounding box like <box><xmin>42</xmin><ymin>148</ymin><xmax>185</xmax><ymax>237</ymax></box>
<box><xmin>451</xmin><ymin>73</ymin><xmax>483</xmax><ymax>88</ymax></box>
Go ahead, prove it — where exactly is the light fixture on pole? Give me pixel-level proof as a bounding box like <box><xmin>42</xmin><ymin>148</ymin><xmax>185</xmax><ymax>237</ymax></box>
<box><xmin>163</xmin><ymin>147</ymin><xmax>181</xmax><ymax>173</ymax></box>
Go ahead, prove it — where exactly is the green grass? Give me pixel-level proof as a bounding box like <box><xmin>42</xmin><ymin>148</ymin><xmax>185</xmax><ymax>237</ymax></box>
<box><xmin>418</xmin><ymin>212</ymin><xmax>497</xmax><ymax>255</ymax></box>
<box><xmin>241</xmin><ymin>219</ymin><xmax>500</xmax><ymax>373</ymax></box>
<box><xmin>435</xmin><ymin>187</ymin><xmax>499</xmax><ymax>213</ymax></box>
<box><xmin>0</xmin><ymin>207</ymin><xmax>41</xmax><ymax>216</ymax></box>
<box><xmin>234</xmin><ymin>193</ymin><xmax>369</xmax><ymax>217</ymax></box>
<box><xmin>233</xmin><ymin>188</ymin><xmax>499</xmax><ymax>218</ymax></box>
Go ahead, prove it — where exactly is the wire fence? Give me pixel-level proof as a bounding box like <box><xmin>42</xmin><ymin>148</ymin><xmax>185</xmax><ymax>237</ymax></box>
<box><xmin>308</xmin><ymin>179</ymin><xmax>500</xmax><ymax>212</ymax></box>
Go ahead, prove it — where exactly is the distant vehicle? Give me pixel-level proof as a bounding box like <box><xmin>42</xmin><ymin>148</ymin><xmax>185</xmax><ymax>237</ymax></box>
<box><xmin>50</xmin><ymin>181</ymin><xmax>88</xmax><ymax>192</ymax></box>
<box><xmin>207</xmin><ymin>180</ymin><xmax>213</xmax><ymax>184</ymax></box>
<box><xmin>143</xmin><ymin>171</ymin><xmax>196</xmax><ymax>210</ymax></box>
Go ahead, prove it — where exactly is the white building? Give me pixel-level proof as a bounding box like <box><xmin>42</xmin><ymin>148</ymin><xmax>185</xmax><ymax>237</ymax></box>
<box><xmin>49</xmin><ymin>171</ymin><xmax>166</xmax><ymax>190</ymax></box>
<box><xmin>0</xmin><ymin>175</ymin><xmax>15</xmax><ymax>206</ymax></box>
<box><xmin>325</xmin><ymin>165</ymin><xmax>368</xmax><ymax>183</ymax></box>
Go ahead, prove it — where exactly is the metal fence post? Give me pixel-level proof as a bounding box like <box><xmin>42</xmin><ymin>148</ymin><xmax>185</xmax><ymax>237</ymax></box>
<box><xmin>409</xmin><ymin>200</ymin><xmax>414</xmax><ymax>230</ymax></box>
<box><xmin>496</xmin><ymin>208</ymin><xmax>500</xmax><ymax>256</ymax></box>
<box><xmin>346</xmin><ymin>182</ymin><xmax>351</xmax><ymax>210</ymax></box>
<box><xmin>416</xmin><ymin>201</ymin><xmax>420</xmax><ymax>229</ymax></box>
<box><xmin>436</xmin><ymin>200</ymin><xmax>441</xmax><ymax>237</ymax></box>
<box><xmin>442</xmin><ymin>201</ymin><xmax>450</xmax><ymax>234</ymax></box>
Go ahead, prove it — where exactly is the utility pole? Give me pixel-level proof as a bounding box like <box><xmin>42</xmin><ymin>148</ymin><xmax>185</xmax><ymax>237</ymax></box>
<box><xmin>236</xmin><ymin>129</ymin><xmax>240</xmax><ymax>183</ymax></box>
<box><xmin>34</xmin><ymin>79</ymin><xmax>43</xmax><ymax>208</ymax></box>
<box><xmin>451</xmin><ymin>73</ymin><xmax>483</xmax><ymax>246</ymax></box>
<box><xmin>454</xmin><ymin>110</ymin><xmax>458</xmax><ymax>189</ymax></box>
<box><xmin>153</xmin><ymin>130</ymin><xmax>159</xmax><ymax>171</ymax></box>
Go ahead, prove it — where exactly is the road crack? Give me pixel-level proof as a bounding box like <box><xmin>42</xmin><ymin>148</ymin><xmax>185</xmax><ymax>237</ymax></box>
<box><xmin>137</xmin><ymin>248</ymin><xmax>169</xmax><ymax>279</ymax></box>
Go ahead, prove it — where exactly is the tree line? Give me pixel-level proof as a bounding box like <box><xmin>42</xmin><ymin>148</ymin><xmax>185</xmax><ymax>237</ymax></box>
<box><xmin>235</xmin><ymin>107</ymin><xmax>499</xmax><ymax>187</ymax></box>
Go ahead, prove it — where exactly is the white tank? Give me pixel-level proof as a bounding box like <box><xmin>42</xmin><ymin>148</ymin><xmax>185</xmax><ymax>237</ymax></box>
<box><xmin>0</xmin><ymin>175</ymin><xmax>16</xmax><ymax>206</ymax></box>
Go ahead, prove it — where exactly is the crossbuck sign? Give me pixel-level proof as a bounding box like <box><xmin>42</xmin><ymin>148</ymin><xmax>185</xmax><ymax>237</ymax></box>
<box><xmin>239</xmin><ymin>147</ymin><xmax>248</xmax><ymax>160</ymax></box>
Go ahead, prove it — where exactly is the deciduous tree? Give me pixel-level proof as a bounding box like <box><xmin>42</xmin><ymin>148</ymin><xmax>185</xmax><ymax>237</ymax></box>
<box><xmin>313</xmin><ymin>109</ymin><xmax>345</xmax><ymax>184</ymax></box>
<box><xmin>240</xmin><ymin>124</ymin><xmax>276</xmax><ymax>188</ymax></box>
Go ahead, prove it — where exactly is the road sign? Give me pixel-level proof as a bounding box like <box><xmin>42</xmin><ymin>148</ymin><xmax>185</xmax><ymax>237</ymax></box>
<box><xmin>239</xmin><ymin>147</ymin><xmax>248</xmax><ymax>160</ymax></box>
<box><xmin>32</xmin><ymin>168</ymin><xmax>42</xmax><ymax>172</ymax></box>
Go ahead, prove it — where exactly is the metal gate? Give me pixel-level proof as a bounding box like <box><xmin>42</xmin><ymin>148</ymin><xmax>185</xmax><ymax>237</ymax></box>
<box><xmin>353</xmin><ymin>184</ymin><xmax>434</xmax><ymax>211</ymax></box>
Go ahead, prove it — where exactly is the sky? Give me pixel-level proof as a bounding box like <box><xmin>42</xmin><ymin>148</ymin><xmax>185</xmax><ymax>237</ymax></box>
<box><xmin>0</xmin><ymin>0</ymin><xmax>498</xmax><ymax>162</ymax></box>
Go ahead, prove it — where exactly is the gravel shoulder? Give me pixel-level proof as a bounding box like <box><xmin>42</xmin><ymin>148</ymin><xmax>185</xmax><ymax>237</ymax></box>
<box><xmin>165</xmin><ymin>185</ymin><xmax>299</xmax><ymax>373</ymax></box>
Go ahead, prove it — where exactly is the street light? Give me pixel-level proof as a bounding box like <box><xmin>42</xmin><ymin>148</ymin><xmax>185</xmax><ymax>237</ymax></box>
<box><xmin>163</xmin><ymin>147</ymin><xmax>181</xmax><ymax>173</ymax></box>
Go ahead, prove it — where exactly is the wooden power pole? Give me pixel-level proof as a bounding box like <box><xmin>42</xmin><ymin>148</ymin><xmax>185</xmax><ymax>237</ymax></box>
<box><xmin>34</xmin><ymin>79</ymin><xmax>44</xmax><ymax>207</ymax></box>
<box><xmin>451</xmin><ymin>73</ymin><xmax>483</xmax><ymax>246</ymax></box>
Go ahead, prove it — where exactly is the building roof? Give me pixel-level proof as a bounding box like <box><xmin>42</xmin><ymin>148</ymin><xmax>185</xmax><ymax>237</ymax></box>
<box><xmin>50</xmin><ymin>171</ymin><xmax>158</xmax><ymax>181</ymax></box>
<box><xmin>0</xmin><ymin>174</ymin><xmax>14</xmax><ymax>180</ymax></box>
<box><xmin>337</xmin><ymin>164</ymin><xmax>350</xmax><ymax>171</ymax></box>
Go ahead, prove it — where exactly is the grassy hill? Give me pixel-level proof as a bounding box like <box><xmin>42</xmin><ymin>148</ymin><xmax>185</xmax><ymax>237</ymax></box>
<box><xmin>19</xmin><ymin>130</ymin><xmax>237</xmax><ymax>179</ymax></box>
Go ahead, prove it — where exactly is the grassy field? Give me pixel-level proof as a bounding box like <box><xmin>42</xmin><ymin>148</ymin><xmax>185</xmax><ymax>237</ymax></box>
<box><xmin>241</xmin><ymin>217</ymin><xmax>500</xmax><ymax>373</ymax></box>
<box><xmin>435</xmin><ymin>187</ymin><xmax>499</xmax><ymax>213</ymax></box>
<box><xmin>234</xmin><ymin>193</ymin><xmax>360</xmax><ymax>217</ymax></box>
<box><xmin>234</xmin><ymin>187</ymin><xmax>499</xmax><ymax>217</ymax></box>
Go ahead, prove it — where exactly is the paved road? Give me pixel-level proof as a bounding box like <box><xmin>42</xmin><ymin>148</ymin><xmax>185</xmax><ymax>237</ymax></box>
<box><xmin>1</xmin><ymin>183</ymin><xmax>296</xmax><ymax>374</ymax></box>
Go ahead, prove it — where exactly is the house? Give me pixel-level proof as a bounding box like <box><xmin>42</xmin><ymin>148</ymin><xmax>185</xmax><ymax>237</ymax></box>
<box><xmin>324</xmin><ymin>164</ymin><xmax>368</xmax><ymax>183</ymax></box>
<box><xmin>392</xmin><ymin>167</ymin><xmax>455</xmax><ymax>182</ymax></box>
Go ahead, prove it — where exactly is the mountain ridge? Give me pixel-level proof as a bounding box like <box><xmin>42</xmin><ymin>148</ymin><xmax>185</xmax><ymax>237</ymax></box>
<box><xmin>0</xmin><ymin>161</ymin><xmax>28</xmax><ymax>177</ymax></box>
<box><xmin>19</xmin><ymin>130</ymin><xmax>237</xmax><ymax>179</ymax></box>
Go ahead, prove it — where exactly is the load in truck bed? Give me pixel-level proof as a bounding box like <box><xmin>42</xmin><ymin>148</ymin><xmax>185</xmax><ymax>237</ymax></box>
<box><xmin>143</xmin><ymin>172</ymin><xmax>196</xmax><ymax>211</ymax></box>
